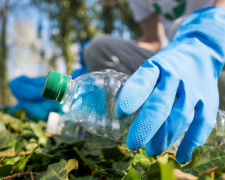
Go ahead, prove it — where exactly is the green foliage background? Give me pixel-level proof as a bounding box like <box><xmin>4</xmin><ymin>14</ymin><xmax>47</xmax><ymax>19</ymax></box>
<box><xmin>32</xmin><ymin>0</ymin><xmax>141</xmax><ymax>74</ymax></box>
<box><xmin>1</xmin><ymin>111</ymin><xmax>225</xmax><ymax>180</ymax></box>
<box><xmin>0</xmin><ymin>0</ymin><xmax>141</xmax><ymax>104</ymax></box>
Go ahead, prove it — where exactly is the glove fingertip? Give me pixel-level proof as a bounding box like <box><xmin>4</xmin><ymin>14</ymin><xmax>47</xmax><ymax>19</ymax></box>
<box><xmin>126</xmin><ymin>125</ymin><xmax>147</xmax><ymax>151</ymax></box>
<box><xmin>126</xmin><ymin>137</ymin><xmax>139</xmax><ymax>151</ymax></box>
<box><xmin>145</xmin><ymin>143</ymin><xmax>159</xmax><ymax>157</ymax></box>
<box><xmin>176</xmin><ymin>151</ymin><xmax>191</xmax><ymax>165</ymax></box>
<box><xmin>176</xmin><ymin>138</ymin><xmax>196</xmax><ymax>164</ymax></box>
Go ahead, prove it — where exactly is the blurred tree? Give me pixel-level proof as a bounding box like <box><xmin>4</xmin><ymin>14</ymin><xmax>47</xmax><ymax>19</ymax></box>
<box><xmin>100</xmin><ymin>0</ymin><xmax>114</xmax><ymax>34</ymax></box>
<box><xmin>0</xmin><ymin>0</ymin><xmax>141</xmax><ymax>105</ymax></box>
<box><xmin>116</xmin><ymin>0</ymin><xmax>141</xmax><ymax>39</ymax></box>
<box><xmin>33</xmin><ymin>0</ymin><xmax>99</xmax><ymax>74</ymax></box>
<box><xmin>32</xmin><ymin>0</ymin><xmax>140</xmax><ymax>73</ymax></box>
<box><xmin>97</xmin><ymin>0</ymin><xmax>141</xmax><ymax>38</ymax></box>
<box><xmin>0</xmin><ymin>0</ymin><xmax>10</xmax><ymax>105</ymax></box>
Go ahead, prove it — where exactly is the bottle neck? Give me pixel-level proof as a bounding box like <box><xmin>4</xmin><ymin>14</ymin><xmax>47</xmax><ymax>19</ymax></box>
<box><xmin>61</xmin><ymin>78</ymin><xmax>78</xmax><ymax>105</ymax></box>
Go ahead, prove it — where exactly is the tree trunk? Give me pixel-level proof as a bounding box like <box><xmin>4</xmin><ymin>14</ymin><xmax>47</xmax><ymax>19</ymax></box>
<box><xmin>60</xmin><ymin>11</ymin><xmax>74</xmax><ymax>74</ymax></box>
<box><xmin>62</xmin><ymin>34</ymin><xmax>73</xmax><ymax>74</ymax></box>
<box><xmin>75</xmin><ymin>1</ymin><xmax>96</xmax><ymax>40</ymax></box>
<box><xmin>0</xmin><ymin>0</ymin><xmax>10</xmax><ymax>105</ymax></box>
<box><xmin>101</xmin><ymin>0</ymin><xmax>114</xmax><ymax>34</ymax></box>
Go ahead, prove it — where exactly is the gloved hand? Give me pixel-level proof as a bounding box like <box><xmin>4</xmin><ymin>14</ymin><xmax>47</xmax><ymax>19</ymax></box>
<box><xmin>116</xmin><ymin>6</ymin><xmax>225</xmax><ymax>164</ymax></box>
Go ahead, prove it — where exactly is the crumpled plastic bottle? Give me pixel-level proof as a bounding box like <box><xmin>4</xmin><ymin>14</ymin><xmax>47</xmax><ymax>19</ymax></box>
<box><xmin>46</xmin><ymin>104</ymin><xmax>86</xmax><ymax>139</ymax></box>
<box><xmin>42</xmin><ymin>69</ymin><xmax>225</xmax><ymax>149</ymax></box>
<box><xmin>42</xmin><ymin>69</ymin><xmax>135</xmax><ymax>141</ymax></box>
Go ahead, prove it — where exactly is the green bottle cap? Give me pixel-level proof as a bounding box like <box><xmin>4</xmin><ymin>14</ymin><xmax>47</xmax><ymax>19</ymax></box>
<box><xmin>42</xmin><ymin>70</ymin><xmax>70</xmax><ymax>102</ymax></box>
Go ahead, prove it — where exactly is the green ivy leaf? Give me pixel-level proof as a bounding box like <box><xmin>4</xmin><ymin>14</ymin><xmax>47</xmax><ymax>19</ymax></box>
<box><xmin>40</xmin><ymin>159</ymin><xmax>78</xmax><ymax>180</ymax></box>
<box><xmin>0</xmin><ymin>121</ymin><xmax>17</xmax><ymax>150</ymax></box>
<box><xmin>75</xmin><ymin>175</ymin><xmax>98</xmax><ymax>180</ymax></box>
<box><xmin>0</xmin><ymin>165</ymin><xmax>13</xmax><ymax>178</ymax></box>
<box><xmin>11</xmin><ymin>153</ymin><xmax>32</xmax><ymax>173</ymax></box>
<box><xmin>122</xmin><ymin>166</ymin><xmax>141</xmax><ymax>180</ymax></box>
<box><xmin>182</xmin><ymin>146</ymin><xmax>225</xmax><ymax>176</ymax></box>
<box><xmin>112</xmin><ymin>161</ymin><xmax>131</xmax><ymax>175</ymax></box>
<box><xmin>28</xmin><ymin>122</ymin><xmax>48</xmax><ymax>145</ymax></box>
<box><xmin>157</xmin><ymin>154</ymin><xmax>176</xmax><ymax>180</ymax></box>
<box><xmin>66</xmin><ymin>159</ymin><xmax>78</xmax><ymax>174</ymax></box>
<box><xmin>40</xmin><ymin>159</ymin><xmax>68</xmax><ymax>180</ymax></box>
<box><xmin>15</xmin><ymin>138</ymin><xmax>28</xmax><ymax>151</ymax></box>
<box><xmin>167</xmin><ymin>157</ymin><xmax>181</xmax><ymax>169</ymax></box>
<box><xmin>12</xmin><ymin>109</ymin><xmax>27</xmax><ymax>120</ymax></box>
<box><xmin>11</xmin><ymin>144</ymin><xmax>41</xmax><ymax>173</ymax></box>
<box><xmin>2</xmin><ymin>111</ymin><xmax>225</xmax><ymax>179</ymax></box>
<box><xmin>144</xmin><ymin>161</ymin><xmax>161</xmax><ymax>179</ymax></box>
<box><xmin>102</xmin><ymin>147</ymin><xmax>125</xmax><ymax>161</ymax></box>
<box><xmin>144</xmin><ymin>154</ymin><xmax>178</xmax><ymax>179</ymax></box>
<box><xmin>131</xmin><ymin>154</ymin><xmax>152</xmax><ymax>169</ymax></box>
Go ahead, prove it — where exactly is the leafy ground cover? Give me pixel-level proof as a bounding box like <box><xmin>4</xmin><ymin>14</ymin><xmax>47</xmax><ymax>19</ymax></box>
<box><xmin>0</xmin><ymin>111</ymin><xmax>225</xmax><ymax>180</ymax></box>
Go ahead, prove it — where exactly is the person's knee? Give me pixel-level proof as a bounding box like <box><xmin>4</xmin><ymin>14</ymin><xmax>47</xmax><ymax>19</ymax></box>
<box><xmin>84</xmin><ymin>34</ymin><xmax>111</xmax><ymax>66</ymax></box>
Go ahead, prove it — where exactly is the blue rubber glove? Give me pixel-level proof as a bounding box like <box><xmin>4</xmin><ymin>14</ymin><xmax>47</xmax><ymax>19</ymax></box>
<box><xmin>116</xmin><ymin>6</ymin><xmax>225</xmax><ymax>164</ymax></box>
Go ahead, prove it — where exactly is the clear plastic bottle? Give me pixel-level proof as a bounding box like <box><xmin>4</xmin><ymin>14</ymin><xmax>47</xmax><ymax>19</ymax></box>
<box><xmin>46</xmin><ymin>104</ymin><xmax>86</xmax><ymax>139</ymax></box>
<box><xmin>42</xmin><ymin>69</ymin><xmax>225</xmax><ymax>147</ymax></box>
<box><xmin>42</xmin><ymin>69</ymin><xmax>135</xmax><ymax>142</ymax></box>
